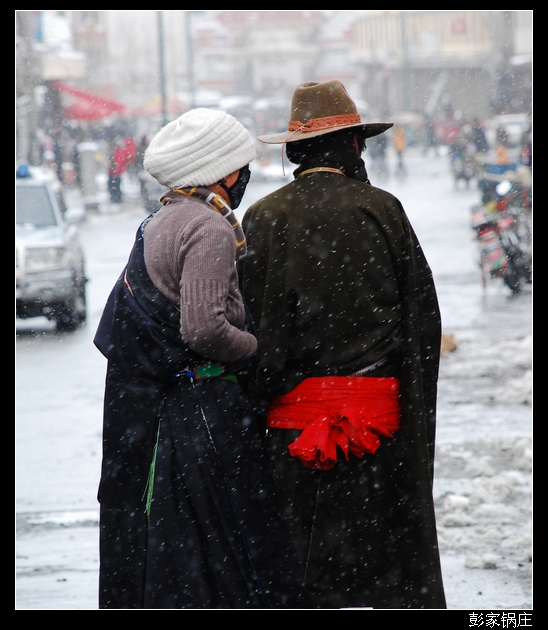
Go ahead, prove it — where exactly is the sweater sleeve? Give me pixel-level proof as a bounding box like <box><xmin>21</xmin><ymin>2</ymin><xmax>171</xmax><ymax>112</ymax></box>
<box><xmin>179</xmin><ymin>216</ymin><xmax>257</xmax><ymax>363</ymax></box>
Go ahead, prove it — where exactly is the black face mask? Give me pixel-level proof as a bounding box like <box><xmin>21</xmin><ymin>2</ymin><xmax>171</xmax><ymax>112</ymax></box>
<box><xmin>220</xmin><ymin>164</ymin><xmax>251</xmax><ymax>209</ymax></box>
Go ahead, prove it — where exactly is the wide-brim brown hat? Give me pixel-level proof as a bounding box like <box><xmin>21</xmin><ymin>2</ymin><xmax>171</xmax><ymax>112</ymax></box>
<box><xmin>258</xmin><ymin>80</ymin><xmax>393</xmax><ymax>144</ymax></box>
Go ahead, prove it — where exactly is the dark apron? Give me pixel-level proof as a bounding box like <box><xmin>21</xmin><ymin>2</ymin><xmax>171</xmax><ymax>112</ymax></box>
<box><xmin>94</xmin><ymin>222</ymin><xmax>309</xmax><ymax>609</ymax></box>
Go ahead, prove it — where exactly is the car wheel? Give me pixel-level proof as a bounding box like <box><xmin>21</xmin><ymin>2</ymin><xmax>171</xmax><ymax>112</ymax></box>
<box><xmin>55</xmin><ymin>276</ymin><xmax>87</xmax><ymax>332</ymax></box>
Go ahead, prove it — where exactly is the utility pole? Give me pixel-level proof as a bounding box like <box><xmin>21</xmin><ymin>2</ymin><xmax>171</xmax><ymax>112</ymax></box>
<box><xmin>400</xmin><ymin>11</ymin><xmax>411</xmax><ymax>111</ymax></box>
<box><xmin>157</xmin><ymin>11</ymin><xmax>168</xmax><ymax>127</ymax></box>
<box><xmin>185</xmin><ymin>11</ymin><xmax>196</xmax><ymax>109</ymax></box>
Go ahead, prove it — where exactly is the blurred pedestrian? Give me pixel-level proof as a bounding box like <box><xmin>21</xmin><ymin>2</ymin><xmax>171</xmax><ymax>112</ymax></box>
<box><xmin>239</xmin><ymin>80</ymin><xmax>446</xmax><ymax>609</ymax></box>
<box><xmin>392</xmin><ymin>123</ymin><xmax>407</xmax><ymax>175</ymax></box>
<box><xmin>471</xmin><ymin>118</ymin><xmax>489</xmax><ymax>154</ymax></box>
<box><xmin>495</xmin><ymin>126</ymin><xmax>511</xmax><ymax>165</ymax></box>
<box><xmin>94</xmin><ymin>108</ymin><xmax>309</xmax><ymax>609</ymax></box>
<box><xmin>520</xmin><ymin>127</ymin><xmax>532</xmax><ymax>169</ymax></box>
<box><xmin>422</xmin><ymin>113</ymin><xmax>439</xmax><ymax>157</ymax></box>
<box><xmin>107</xmin><ymin>138</ymin><xmax>128</xmax><ymax>203</ymax></box>
<box><xmin>122</xmin><ymin>134</ymin><xmax>138</xmax><ymax>178</ymax></box>
<box><xmin>135</xmin><ymin>134</ymin><xmax>149</xmax><ymax>171</ymax></box>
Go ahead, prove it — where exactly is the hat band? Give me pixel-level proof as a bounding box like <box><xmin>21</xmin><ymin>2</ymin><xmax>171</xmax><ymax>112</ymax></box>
<box><xmin>288</xmin><ymin>113</ymin><xmax>361</xmax><ymax>133</ymax></box>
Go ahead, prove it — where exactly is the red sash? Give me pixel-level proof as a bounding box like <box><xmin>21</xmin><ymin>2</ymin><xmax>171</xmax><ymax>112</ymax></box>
<box><xmin>267</xmin><ymin>376</ymin><xmax>401</xmax><ymax>471</ymax></box>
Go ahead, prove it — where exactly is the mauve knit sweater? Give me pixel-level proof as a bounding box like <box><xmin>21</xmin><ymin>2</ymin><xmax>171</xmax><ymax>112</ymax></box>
<box><xmin>143</xmin><ymin>191</ymin><xmax>257</xmax><ymax>363</ymax></box>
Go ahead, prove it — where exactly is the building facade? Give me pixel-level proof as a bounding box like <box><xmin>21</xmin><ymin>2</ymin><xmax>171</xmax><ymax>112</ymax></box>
<box><xmin>17</xmin><ymin>10</ymin><xmax>532</xmax><ymax>166</ymax></box>
<box><xmin>354</xmin><ymin>10</ymin><xmax>532</xmax><ymax>119</ymax></box>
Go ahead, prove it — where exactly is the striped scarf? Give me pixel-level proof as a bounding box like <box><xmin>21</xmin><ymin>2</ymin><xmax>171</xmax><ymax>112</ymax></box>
<box><xmin>164</xmin><ymin>186</ymin><xmax>247</xmax><ymax>261</ymax></box>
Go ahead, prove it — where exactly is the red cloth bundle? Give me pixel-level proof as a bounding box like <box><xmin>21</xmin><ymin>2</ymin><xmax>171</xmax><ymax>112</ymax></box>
<box><xmin>267</xmin><ymin>376</ymin><xmax>401</xmax><ymax>470</ymax></box>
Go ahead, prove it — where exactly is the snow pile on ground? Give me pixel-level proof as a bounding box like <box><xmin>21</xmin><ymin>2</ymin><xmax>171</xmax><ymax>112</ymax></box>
<box><xmin>438</xmin><ymin>334</ymin><xmax>532</xmax><ymax>406</ymax></box>
<box><xmin>434</xmin><ymin>328</ymin><xmax>532</xmax><ymax>607</ymax></box>
<box><xmin>435</xmin><ymin>437</ymin><xmax>532</xmax><ymax>566</ymax></box>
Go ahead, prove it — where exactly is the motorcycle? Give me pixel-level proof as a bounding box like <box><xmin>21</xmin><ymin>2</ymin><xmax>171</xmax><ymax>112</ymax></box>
<box><xmin>471</xmin><ymin>180</ymin><xmax>532</xmax><ymax>293</ymax></box>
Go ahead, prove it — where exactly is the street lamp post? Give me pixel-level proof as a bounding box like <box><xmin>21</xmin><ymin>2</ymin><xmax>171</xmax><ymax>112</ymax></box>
<box><xmin>157</xmin><ymin>11</ymin><xmax>168</xmax><ymax>127</ymax></box>
<box><xmin>185</xmin><ymin>11</ymin><xmax>196</xmax><ymax>109</ymax></box>
<box><xmin>400</xmin><ymin>11</ymin><xmax>411</xmax><ymax>112</ymax></box>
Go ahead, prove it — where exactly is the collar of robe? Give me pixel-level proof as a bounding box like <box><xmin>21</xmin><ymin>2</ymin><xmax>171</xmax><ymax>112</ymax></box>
<box><xmin>297</xmin><ymin>167</ymin><xmax>346</xmax><ymax>178</ymax></box>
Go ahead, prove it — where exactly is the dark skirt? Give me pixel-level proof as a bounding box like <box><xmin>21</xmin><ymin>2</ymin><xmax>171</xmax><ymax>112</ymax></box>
<box><xmin>95</xmin><ymin>223</ymin><xmax>309</xmax><ymax>609</ymax></box>
<box><xmin>98</xmin><ymin>376</ymin><xmax>309</xmax><ymax>609</ymax></box>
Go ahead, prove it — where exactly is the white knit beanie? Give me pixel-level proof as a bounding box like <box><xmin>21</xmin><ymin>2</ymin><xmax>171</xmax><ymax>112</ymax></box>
<box><xmin>143</xmin><ymin>108</ymin><xmax>257</xmax><ymax>189</ymax></box>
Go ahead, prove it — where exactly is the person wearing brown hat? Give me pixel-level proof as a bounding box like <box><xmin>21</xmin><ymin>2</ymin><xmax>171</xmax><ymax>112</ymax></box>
<box><xmin>93</xmin><ymin>109</ymin><xmax>309</xmax><ymax>609</ymax></box>
<box><xmin>239</xmin><ymin>81</ymin><xmax>447</xmax><ymax>608</ymax></box>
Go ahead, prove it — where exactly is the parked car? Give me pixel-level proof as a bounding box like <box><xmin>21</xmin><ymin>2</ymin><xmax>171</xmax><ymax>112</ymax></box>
<box><xmin>16</xmin><ymin>166</ymin><xmax>87</xmax><ymax>331</ymax></box>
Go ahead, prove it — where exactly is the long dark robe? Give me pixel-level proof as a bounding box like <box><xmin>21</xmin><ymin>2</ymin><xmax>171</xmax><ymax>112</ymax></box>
<box><xmin>94</xmin><ymin>222</ymin><xmax>309</xmax><ymax>609</ymax></box>
<box><xmin>239</xmin><ymin>164</ymin><xmax>446</xmax><ymax>609</ymax></box>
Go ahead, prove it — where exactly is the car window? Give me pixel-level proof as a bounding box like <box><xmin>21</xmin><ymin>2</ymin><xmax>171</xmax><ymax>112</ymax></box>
<box><xmin>16</xmin><ymin>186</ymin><xmax>59</xmax><ymax>227</ymax></box>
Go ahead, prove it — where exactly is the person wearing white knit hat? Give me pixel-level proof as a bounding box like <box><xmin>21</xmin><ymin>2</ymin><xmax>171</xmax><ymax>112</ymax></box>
<box><xmin>144</xmin><ymin>107</ymin><xmax>257</xmax><ymax>191</ymax></box>
<box><xmin>93</xmin><ymin>109</ymin><xmax>309</xmax><ymax>609</ymax></box>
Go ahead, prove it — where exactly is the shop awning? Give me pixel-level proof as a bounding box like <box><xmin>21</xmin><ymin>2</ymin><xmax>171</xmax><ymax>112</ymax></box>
<box><xmin>53</xmin><ymin>81</ymin><xmax>128</xmax><ymax>120</ymax></box>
